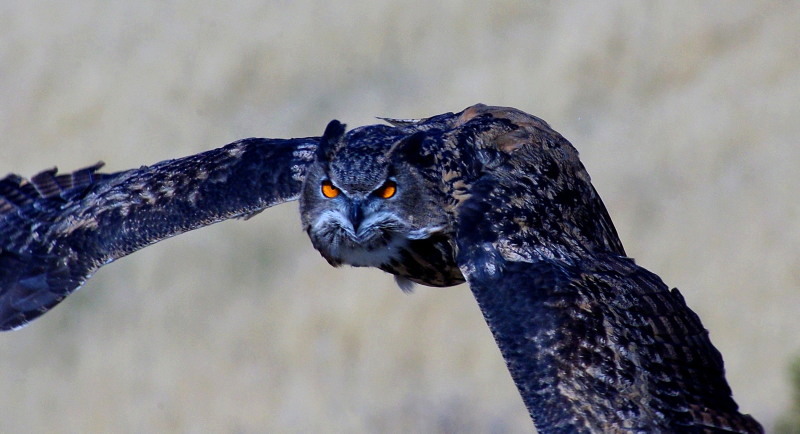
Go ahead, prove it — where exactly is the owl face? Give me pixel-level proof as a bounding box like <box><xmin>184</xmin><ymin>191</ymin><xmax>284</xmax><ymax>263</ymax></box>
<box><xmin>300</xmin><ymin>121</ymin><xmax>447</xmax><ymax>270</ymax></box>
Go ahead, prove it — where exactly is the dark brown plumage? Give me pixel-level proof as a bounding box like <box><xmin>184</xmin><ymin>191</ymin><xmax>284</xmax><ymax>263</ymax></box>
<box><xmin>0</xmin><ymin>104</ymin><xmax>761</xmax><ymax>432</ymax></box>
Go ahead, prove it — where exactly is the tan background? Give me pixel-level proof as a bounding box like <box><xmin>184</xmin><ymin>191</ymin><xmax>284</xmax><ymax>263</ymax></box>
<box><xmin>1</xmin><ymin>2</ymin><xmax>798</xmax><ymax>432</ymax></box>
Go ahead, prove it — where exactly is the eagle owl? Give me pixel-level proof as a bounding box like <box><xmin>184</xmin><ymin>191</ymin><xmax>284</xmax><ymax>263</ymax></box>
<box><xmin>0</xmin><ymin>104</ymin><xmax>762</xmax><ymax>433</ymax></box>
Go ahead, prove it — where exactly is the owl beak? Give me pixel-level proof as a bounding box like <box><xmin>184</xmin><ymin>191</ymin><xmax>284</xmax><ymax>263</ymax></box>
<box><xmin>349</xmin><ymin>201</ymin><xmax>364</xmax><ymax>232</ymax></box>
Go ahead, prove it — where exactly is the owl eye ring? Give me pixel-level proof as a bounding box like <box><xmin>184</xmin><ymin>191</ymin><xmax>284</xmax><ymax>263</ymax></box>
<box><xmin>375</xmin><ymin>180</ymin><xmax>397</xmax><ymax>199</ymax></box>
<box><xmin>320</xmin><ymin>179</ymin><xmax>340</xmax><ymax>198</ymax></box>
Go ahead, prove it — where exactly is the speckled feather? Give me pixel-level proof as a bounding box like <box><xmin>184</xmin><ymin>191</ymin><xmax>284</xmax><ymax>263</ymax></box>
<box><xmin>0</xmin><ymin>137</ymin><xmax>317</xmax><ymax>330</ymax></box>
<box><xmin>0</xmin><ymin>104</ymin><xmax>761</xmax><ymax>432</ymax></box>
<box><xmin>438</xmin><ymin>106</ymin><xmax>761</xmax><ymax>432</ymax></box>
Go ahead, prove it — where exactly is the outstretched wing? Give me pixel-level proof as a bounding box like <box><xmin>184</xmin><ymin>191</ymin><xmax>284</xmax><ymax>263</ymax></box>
<box><xmin>0</xmin><ymin>136</ymin><xmax>317</xmax><ymax>330</ymax></box>
<box><xmin>459</xmin><ymin>255</ymin><xmax>762</xmax><ymax>432</ymax></box>
<box><xmin>449</xmin><ymin>105</ymin><xmax>761</xmax><ymax>432</ymax></box>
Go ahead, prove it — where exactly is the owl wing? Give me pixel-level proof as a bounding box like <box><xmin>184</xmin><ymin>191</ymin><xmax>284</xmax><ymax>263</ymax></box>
<box><xmin>0</xmin><ymin>136</ymin><xmax>318</xmax><ymax>330</ymax></box>
<box><xmin>458</xmin><ymin>254</ymin><xmax>762</xmax><ymax>432</ymax></box>
<box><xmin>450</xmin><ymin>105</ymin><xmax>762</xmax><ymax>432</ymax></box>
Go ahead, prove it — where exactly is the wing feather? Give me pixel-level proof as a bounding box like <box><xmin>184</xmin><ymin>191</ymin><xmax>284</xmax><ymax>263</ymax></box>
<box><xmin>0</xmin><ymin>136</ymin><xmax>317</xmax><ymax>330</ymax></box>
<box><xmin>449</xmin><ymin>104</ymin><xmax>761</xmax><ymax>432</ymax></box>
<box><xmin>460</xmin><ymin>255</ymin><xmax>762</xmax><ymax>433</ymax></box>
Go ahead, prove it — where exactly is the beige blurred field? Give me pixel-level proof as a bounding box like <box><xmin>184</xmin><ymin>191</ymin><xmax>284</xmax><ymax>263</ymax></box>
<box><xmin>1</xmin><ymin>2</ymin><xmax>798</xmax><ymax>432</ymax></box>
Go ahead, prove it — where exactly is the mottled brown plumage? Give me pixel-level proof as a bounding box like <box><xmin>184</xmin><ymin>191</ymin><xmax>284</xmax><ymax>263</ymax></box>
<box><xmin>0</xmin><ymin>104</ymin><xmax>761</xmax><ymax>432</ymax></box>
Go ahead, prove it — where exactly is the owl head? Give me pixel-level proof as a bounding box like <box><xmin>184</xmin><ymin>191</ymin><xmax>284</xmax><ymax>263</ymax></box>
<box><xmin>300</xmin><ymin>120</ymin><xmax>448</xmax><ymax>270</ymax></box>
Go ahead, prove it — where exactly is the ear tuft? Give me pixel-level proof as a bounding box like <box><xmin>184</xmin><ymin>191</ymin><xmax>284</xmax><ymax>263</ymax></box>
<box><xmin>317</xmin><ymin>120</ymin><xmax>346</xmax><ymax>162</ymax></box>
<box><xmin>391</xmin><ymin>131</ymin><xmax>434</xmax><ymax>167</ymax></box>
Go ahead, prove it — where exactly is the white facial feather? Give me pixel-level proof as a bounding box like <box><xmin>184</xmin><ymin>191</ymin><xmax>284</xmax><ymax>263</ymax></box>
<box><xmin>311</xmin><ymin>210</ymin><xmax>411</xmax><ymax>267</ymax></box>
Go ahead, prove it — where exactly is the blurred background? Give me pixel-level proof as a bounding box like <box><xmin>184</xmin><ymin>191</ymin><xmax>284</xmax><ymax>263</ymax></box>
<box><xmin>1</xmin><ymin>1</ymin><xmax>798</xmax><ymax>432</ymax></box>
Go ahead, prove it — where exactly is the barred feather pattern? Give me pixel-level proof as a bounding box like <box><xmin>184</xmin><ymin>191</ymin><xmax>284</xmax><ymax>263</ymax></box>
<box><xmin>0</xmin><ymin>137</ymin><xmax>317</xmax><ymax>330</ymax></box>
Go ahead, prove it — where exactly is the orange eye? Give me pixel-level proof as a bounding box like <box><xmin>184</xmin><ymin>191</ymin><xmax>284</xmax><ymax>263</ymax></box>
<box><xmin>376</xmin><ymin>180</ymin><xmax>397</xmax><ymax>199</ymax></box>
<box><xmin>321</xmin><ymin>180</ymin><xmax>340</xmax><ymax>198</ymax></box>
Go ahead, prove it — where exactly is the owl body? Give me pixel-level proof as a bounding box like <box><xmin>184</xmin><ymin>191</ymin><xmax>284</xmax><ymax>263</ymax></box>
<box><xmin>0</xmin><ymin>104</ymin><xmax>762</xmax><ymax>433</ymax></box>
